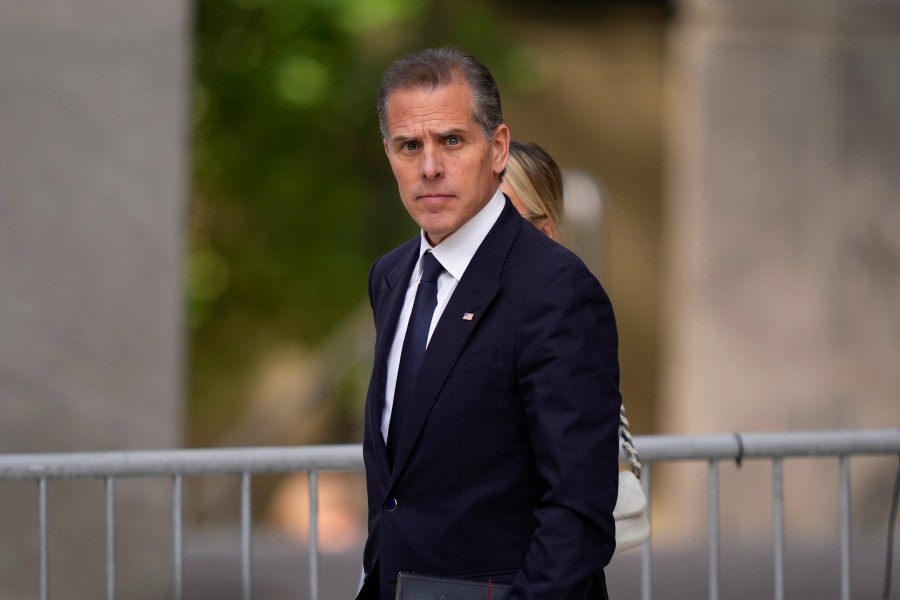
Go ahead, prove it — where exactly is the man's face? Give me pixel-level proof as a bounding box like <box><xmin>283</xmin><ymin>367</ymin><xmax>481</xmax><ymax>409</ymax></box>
<box><xmin>383</xmin><ymin>80</ymin><xmax>509</xmax><ymax>246</ymax></box>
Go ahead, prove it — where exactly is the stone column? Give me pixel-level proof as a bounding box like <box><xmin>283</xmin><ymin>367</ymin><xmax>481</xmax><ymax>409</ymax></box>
<box><xmin>0</xmin><ymin>1</ymin><xmax>189</xmax><ymax>596</ymax></box>
<box><xmin>661</xmin><ymin>0</ymin><xmax>900</xmax><ymax>540</ymax></box>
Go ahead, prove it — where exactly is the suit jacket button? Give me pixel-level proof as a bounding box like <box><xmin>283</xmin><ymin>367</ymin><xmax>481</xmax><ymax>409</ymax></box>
<box><xmin>384</xmin><ymin>498</ymin><xmax>398</xmax><ymax>512</ymax></box>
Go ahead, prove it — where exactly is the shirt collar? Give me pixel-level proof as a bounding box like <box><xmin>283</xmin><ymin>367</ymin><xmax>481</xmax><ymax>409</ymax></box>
<box><xmin>417</xmin><ymin>187</ymin><xmax>505</xmax><ymax>281</ymax></box>
<box><xmin>419</xmin><ymin>187</ymin><xmax>506</xmax><ymax>281</ymax></box>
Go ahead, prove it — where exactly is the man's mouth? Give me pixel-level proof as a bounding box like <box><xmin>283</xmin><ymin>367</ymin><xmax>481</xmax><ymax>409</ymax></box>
<box><xmin>417</xmin><ymin>193</ymin><xmax>454</xmax><ymax>203</ymax></box>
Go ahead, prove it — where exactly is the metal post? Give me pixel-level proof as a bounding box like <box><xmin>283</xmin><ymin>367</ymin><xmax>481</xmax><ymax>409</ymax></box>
<box><xmin>773</xmin><ymin>458</ymin><xmax>785</xmax><ymax>600</ymax></box>
<box><xmin>172</xmin><ymin>475</ymin><xmax>183</xmax><ymax>600</ymax></box>
<box><xmin>839</xmin><ymin>455</ymin><xmax>852</xmax><ymax>600</ymax></box>
<box><xmin>241</xmin><ymin>472</ymin><xmax>252</xmax><ymax>600</ymax></box>
<box><xmin>105</xmin><ymin>476</ymin><xmax>116</xmax><ymax>600</ymax></box>
<box><xmin>309</xmin><ymin>470</ymin><xmax>320</xmax><ymax>600</ymax></box>
<box><xmin>38</xmin><ymin>477</ymin><xmax>48</xmax><ymax>600</ymax></box>
<box><xmin>640</xmin><ymin>462</ymin><xmax>653</xmax><ymax>600</ymax></box>
<box><xmin>708</xmin><ymin>460</ymin><xmax>719</xmax><ymax>600</ymax></box>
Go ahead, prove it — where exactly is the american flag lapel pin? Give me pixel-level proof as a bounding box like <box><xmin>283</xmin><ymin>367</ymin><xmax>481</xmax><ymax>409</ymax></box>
<box><xmin>462</xmin><ymin>312</ymin><xmax>474</xmax><ymax>321</ymax></box>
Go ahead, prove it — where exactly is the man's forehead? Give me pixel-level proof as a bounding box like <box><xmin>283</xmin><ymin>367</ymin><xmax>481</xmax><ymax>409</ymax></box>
<box><xmin>385</xmin><ymin>82</ymin><xmax>474</xmax><ymax>129</ymax></box>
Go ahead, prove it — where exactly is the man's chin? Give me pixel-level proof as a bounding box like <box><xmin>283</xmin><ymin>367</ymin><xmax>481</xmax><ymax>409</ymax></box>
<box><xmin>421</xmin><ymin>223</ymin><xmax>456</xmax><ymax>246</ymax></box>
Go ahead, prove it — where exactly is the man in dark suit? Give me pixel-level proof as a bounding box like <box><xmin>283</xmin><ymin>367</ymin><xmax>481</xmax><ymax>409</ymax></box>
<box><xmin>357</xmin><ymin>47</ymin><xmax>621</xmax><ymax>600</ymax></box>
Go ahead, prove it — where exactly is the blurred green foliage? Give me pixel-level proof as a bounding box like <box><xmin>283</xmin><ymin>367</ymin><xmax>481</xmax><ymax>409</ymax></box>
<box><xmin>189</xmin><ymin>0</ymin><xmax>532</xmax><ymax>444</ymax></box>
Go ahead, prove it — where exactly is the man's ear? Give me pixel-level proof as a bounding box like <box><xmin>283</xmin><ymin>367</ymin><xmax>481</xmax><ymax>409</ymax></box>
<box><xmin>492</xmin><ymin>124</ymin><xmax>510</xmax><ymax>175</ymax></box>
<box><xmin>383</xmin><ymin>139</ymin><xmax>390</xmax><ymax>157</ymax></box>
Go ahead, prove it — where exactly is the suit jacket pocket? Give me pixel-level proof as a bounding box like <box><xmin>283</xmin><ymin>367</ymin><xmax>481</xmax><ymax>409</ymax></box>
<box><xmin>455</xmin><ymin>568</ymin><xmax>519</xmax><ymax>581</ymax></box>
<box><xmin>448</xmin><ymin>346</ymin><xmax>497</xmax><ymax>378</ymax></box>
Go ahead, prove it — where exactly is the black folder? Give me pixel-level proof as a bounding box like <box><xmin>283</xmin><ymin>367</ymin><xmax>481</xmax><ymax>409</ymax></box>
<box><xmin>396</xmin><ymin>572</ymin><xmax>512</xmax><ymax>600</ymax></box>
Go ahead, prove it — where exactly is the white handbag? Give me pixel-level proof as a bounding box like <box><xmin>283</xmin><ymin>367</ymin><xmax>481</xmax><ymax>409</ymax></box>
<box><xmin>613</xmin><ymin>405</ymin><xmax>650</xmax><ymax>554</ymax></box>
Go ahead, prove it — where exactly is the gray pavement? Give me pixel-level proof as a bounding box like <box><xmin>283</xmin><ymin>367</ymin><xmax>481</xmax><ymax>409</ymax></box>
<box><xmin>183</xmin><ymin>528</ymin><xmax>895</xmax><ymax>599</ymax></box>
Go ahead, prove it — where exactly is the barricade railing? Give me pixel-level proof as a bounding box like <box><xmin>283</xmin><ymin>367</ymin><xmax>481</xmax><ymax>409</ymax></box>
<box><xmin>634</xmin><ymin>429</ymin><xmax>900</xmax><ymax>600</ymax></box>
<box><xmin>0</xmin><ymin>428</ymin><xmax>898</xmax><ymax>600</ymax></box>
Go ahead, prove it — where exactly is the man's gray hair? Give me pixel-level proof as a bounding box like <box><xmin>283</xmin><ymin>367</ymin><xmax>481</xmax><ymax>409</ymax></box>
<box><xmin>377</xmin><ymin>47</ymin><xmax>504</xmax><ymax>142</ymax></box>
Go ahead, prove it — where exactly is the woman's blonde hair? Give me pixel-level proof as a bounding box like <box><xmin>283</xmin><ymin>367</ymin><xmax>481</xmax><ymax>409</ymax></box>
<box><xmin>504</xmin><ymin>141</ymin><xmax>565</xmax><ymax>240</ymax></box>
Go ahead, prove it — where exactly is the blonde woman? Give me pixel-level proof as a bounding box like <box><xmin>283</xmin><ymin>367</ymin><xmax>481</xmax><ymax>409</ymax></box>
<box><xmin>500</xmin><ymin>140</ymin><xmax>565</xmax><ymax>240</ymax></box>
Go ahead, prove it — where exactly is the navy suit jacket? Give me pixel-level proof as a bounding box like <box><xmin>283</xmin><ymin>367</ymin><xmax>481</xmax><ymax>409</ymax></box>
<box><xmin>358</xmin><ymin>198</ymin><xmax>621</xmax><ymax>600</ymax></box>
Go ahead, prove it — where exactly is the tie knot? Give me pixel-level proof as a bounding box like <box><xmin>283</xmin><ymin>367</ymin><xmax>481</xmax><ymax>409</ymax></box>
<box><xmin>420</xmin><ymin>252</ymin><xmax>444</xmax><ymax>283</ymax></box>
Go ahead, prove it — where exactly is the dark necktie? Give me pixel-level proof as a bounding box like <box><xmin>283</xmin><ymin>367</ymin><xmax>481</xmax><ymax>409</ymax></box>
<box><xmin>387</xmin><ymin>251</ymin><xmax>444</xmax><ymax>465</ymax></box>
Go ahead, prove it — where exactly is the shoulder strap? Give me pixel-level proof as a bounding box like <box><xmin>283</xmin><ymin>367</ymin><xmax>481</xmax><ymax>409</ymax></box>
<box><xmin>619</xmin><ymin>404</ymin><xmax>642</xmax><ymax>478</ymax></box>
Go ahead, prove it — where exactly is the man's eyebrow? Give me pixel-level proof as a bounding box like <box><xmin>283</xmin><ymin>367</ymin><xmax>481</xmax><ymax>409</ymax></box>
<box><xmin>389</xmin><ymin>127</ymin><xmax>467</xmax><ymax>145</ymax></box>
<box><xmin>389</xmin><ymin>133</ymin><xmax>418</xmax><ymax>145</ymax></box>
<box><xmin>437</xmin><ymin>127</ymin><xmax>467</xmax><ymax>137</ymax></box>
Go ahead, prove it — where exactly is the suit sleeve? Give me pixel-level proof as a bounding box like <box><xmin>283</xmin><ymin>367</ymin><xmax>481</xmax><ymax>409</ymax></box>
<box><xmin>367</xmin><ymin>256</ymin><xmax>381</xmax><ymax>312</ymax></box>
<box><xmin>511</xmin><ymin>262</ymin><xmax>621</xmax><ymax>599</ymax></box>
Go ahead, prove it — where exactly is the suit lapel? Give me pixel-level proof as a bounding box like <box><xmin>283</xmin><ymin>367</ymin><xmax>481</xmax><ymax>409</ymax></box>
<box><xmin>368</xmin><ymin>241</ymin><xmax>419</xmax><ymax>478</ymax></box>
<box><xmin>388</xmin><ymin>200</ymin><xmax>523</xmax><ymax>487</ymax></box>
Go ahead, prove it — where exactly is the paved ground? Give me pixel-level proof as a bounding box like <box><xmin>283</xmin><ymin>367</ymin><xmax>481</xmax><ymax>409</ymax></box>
<box><xmin>183</xmin><ymin>528</ymin><xmax>895</xmax><ymax>599</ymax></box>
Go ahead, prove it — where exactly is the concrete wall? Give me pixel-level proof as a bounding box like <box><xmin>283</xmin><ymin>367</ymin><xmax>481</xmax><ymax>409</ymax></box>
<box><xmin>0</xmin><ymin>0</ymin><xmax>189</xmax><ymax>596</ymax></box>
<box><xmin>661</xmin><ymin>0</ymin><xmax>900</xmax><ymax>540</ymax></box>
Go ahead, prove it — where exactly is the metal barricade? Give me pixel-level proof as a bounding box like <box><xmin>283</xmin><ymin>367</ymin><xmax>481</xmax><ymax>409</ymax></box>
<box><xmin>0</xmin><ymin>445</ymin><xmax>362</xmax><ymax>600</ymax></box>
<box><xmin>635</xmin><ymin>429</ymin><xmax>900</xmax><ymax>600</ymax></box>
<box><xmin>1</xmin><ymin>429</ymin><xmax>898</xmax><ymax>600</ymax></box>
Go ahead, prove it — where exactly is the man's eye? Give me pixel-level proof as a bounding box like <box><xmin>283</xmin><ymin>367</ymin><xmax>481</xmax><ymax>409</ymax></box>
<box><xmin>403</xmin><ymin>141</ymin><xmax>418</xmax><ymax>151</ymax></box>
<box><xmin>447</xmin><ymin>137</ymin><xmax>460</xmax><ymax>146</ymax></box>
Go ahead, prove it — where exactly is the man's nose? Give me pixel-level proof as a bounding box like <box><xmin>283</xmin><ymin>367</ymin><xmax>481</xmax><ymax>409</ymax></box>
<box><xmin>421</xmin><ymin>146</ymin><xmax>442</xmax><ymax>179</ymax></box>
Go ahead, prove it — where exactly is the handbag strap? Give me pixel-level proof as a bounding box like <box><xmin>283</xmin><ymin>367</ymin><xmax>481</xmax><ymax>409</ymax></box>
<box><xmin>619</xmin><ymin>404</ymin><xmax>642</xmax><ymax>478</ymax></box>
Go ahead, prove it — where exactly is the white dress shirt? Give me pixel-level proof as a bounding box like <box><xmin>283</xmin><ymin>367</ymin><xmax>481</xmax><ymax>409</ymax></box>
<box><xmin>380</xmin><ymin>188</ymin><xmax>506</xmax><ymax>442</ymax></box>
